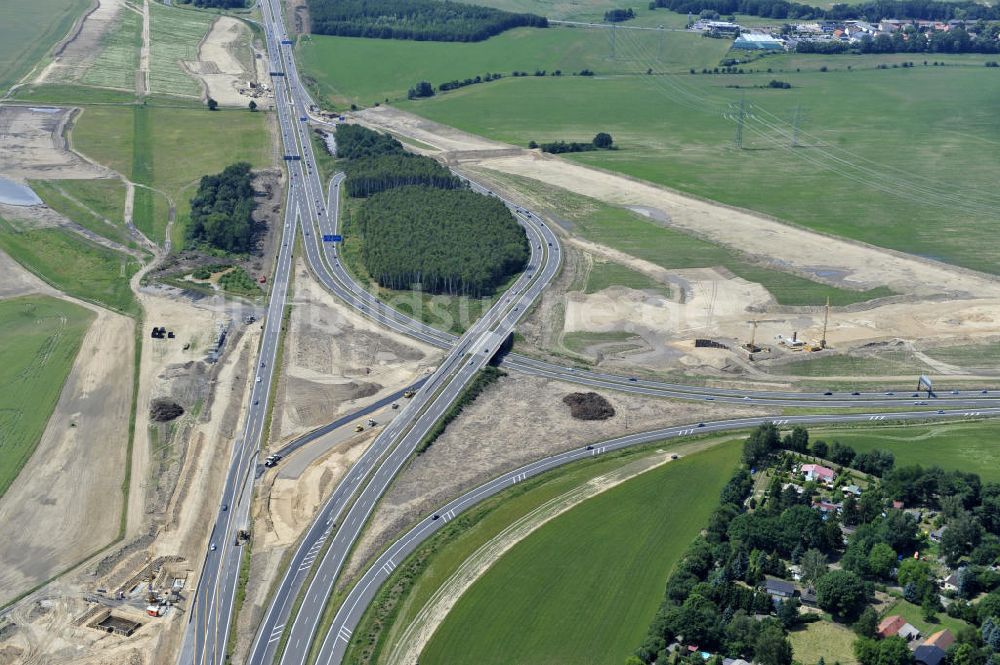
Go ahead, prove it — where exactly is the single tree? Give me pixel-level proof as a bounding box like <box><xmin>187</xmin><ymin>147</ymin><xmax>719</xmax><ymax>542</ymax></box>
<box><xmin>207</xmin><ymin>97</ymin><xmax>218</xmax><ymax>111</ymax></box>
<box><xmin>816</xmin><ymin>570</ymin><xmax>867</xmax><ymax>620</ymax></box>
<box><xmin>248</xmin><ymin>100</ymin><xmax>258</xmax><ymax>112</ymax></box>
<box><xmin>800</xmin><ymin>548</ymin><xmax>828</xmax><ymax>585</ymax></box>
<box><xmin>593</xmin><ymin>132</ymin><xmax>614</xmax><ymax>149</ymax></box>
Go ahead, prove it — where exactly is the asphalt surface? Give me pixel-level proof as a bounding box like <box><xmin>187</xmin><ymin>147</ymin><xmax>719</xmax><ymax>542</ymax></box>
<box><xmin>184</xmin><ymin>2</ymin><xmax>1000</xmax><ymax>664</ymax></box>
<box><xmin>316</xmin><ymin>407</ymin><xmax>1000</xmax><ymax>664</ymax></box>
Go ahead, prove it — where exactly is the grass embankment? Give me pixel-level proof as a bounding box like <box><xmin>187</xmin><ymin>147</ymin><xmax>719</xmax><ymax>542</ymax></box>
<box><xmin>0</xmin><ymin>0</ymin><xmax>91</xmax><ymax>92</ymax></box>
<box><xmin>584</xmin><ymin>260</ymin><xmax>671</xmax><ymax>296</ymax></box>
<box><xmin>562</xmin><ymin>330</ymin><xmax>643</xmax><ymax>355</ymax></box>
<box><xmin>922</xmin><ymin>342</ymin><xmax>1000</xmax><ymax>371</ymax></box>
<box><xmin>810</xmin><ymin>420</ymin><xmax>1000</xmax><ymax>483</ymax></box>
<box><xmin>403</xmin><ymin>62</ymin><xmax>1000</xmax><ymax>276</ymax></box>
<box><xmin>298</xmin><ymin>26</ymin><xmax>731</xmax><ymax>106</ymax></box>
<box><xmin>72</xmin><ymin>105</ymin><xmax>272</xmax><ymax>247</ymax></box>
<box><xmin>416</xmin><ymin>366</ymin><xmax>505</xmax><ymax>454</ymax></box>
<box><xmin>419</xmin><ymin>442</ymin><xmax>741</xmax><ymax>665</ymax></box>
<box><xmin>81</xmin><ymin>4</ymin><xmax>142</xmax><ymax>90</ymax></box>
<box><xmin>29</xmin><ymin>179</ymin><xmax>131</xmax><ymax>247</ymax></box>
<box><xmin>0</xmin><ymin>296</ymin><xmax>94</xmax><ymax>499</ymax></box>
<box><xmin>775</xmin><ymin>351</ymin><xmax>928</xmax><ymax>378</ymax></box>
<box><xmin>0</xmin><ymin>217</ymin><xmax>141</xmax><ymax>316</ymax></box>
<box><xmin>487</xmin><ymin>172</ymin><xmax>892</xmax><ymax>306</ymax></box>
<box><xmin>344</xmin><ymin>433</ymin><xmax>744</xmax><ymax>665</ymax></box>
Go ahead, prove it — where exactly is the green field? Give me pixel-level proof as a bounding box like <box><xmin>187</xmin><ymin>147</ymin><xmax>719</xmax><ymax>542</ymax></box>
<box><xmin>584</xmin><ymin>260</ymin><xmax>671</xmax><ymax>296</ymax></box>
<box><xmin>29</xmin><ymin>179</ymin><xmax>131</xmax><ymax>247</ymax></box>
<box><xmin>562</xmin><ymin>330</ymin><xmax>644</xmax><ymax>354</ymax></box>
<box><xmin>923</xmin><ymin>342</ymin><xmax>1000</xmax><ymax>370</ymax></box>
<box><xmin>486</xmin><ymin>171</ymin><xmax>893</xmax><ymax>306</ymax></box>
<box><xmin>0</xmin><ymin>0</ymin><xmax>91</xmax><ymax>92</ymax></box>
<box><xmin>882</xmin><ymin>598</ymin><xmax>971</xmax><ymax>636</ymax></box>
<box><xmin>811</xmin><ymin>421</ymin><xmax>1000</xmax><ymax>483</ymax></box>
<box><xmin>0</xmin><ymin>295</ymin><xmax>95</xmax><ymax>498</ymax></box>
<box><xmin>148</xmin><ymin>3</ymin><xmax>214</xmax><ymax>97</ymax></box>
<box><xmin>0</xmin><ymin>217</ymin><xmax>141</xmax><ymax>316</ymax></box>
<box><xmin>394</xmin><ymin>61</ymin><xmax>1000</xmax><ymax>276</ymax></box>
<box><xmin>298</xmin><ymin>26</ymin><xmax>731</xmax><ymax>106</ymax></box>
<box><xmin>420</xmin><ymin>442</ymin><xmax>740</xmax><ymax>665</ymax></box>
<box><xmin>775</xmin><ymin>351</ymin><xmax>928</xmax><ymax>378</ymax></box>
<box><xmin>72</xmin><ymin>105</ymin><xmax>272</xmax><ymax>246</ymax></box>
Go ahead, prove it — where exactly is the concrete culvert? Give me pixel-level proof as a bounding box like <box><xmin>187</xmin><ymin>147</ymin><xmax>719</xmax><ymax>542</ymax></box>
<box><xmin>562</xmin><ymin>392</ymin><xmax>615</xmax><ymax>420</ymax></box>
<box><xmin>150</xmin><ymin>398</ymin><xmax>184</xmax><ymax>422</ymax></box>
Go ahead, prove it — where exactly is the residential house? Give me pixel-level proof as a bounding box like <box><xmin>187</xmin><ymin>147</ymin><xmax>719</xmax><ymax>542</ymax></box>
<box><xmin>764</xmin><ymin>577</ymin><xmax>796</xmax><ymax>600</ymax></box>
<box><xmin>800</xmin><ymin>588</ymin><xmax>818</xmax><ymax>607</ymax></box>
<box><xmin>892</xmin><ymin>500</ymin><xmax>905</xmax><ymax>509</ymax></box>
<box><xmin>924</xmin><ymin>630</ymin><xmax>955</xmax><ymax>650</ymax></box>
<box><xmin>898</xmin><ymin>624</ymin><xmax>921</xmax><ymax>642</ymax></box>
<box><xmin>877</xmin><ymin>614</ymin><xmax>906</xmax><ymax>638</ymax></box>
<box><xmin>801</xmin><ymin>464</ymin><xmax>836</xmax><ymax>484</ymax></box>
<box><xmin>842</xmin><ymin>484</ymin><xmax>862</xmax><ymax>496</ymax></box>
<box><xmin>941</xmin><ymin>572</ymin><xmax>961</xmax><ymax>592</ymax></box>
<box><xmin>815</xmin><ymin>500</ymin><xmax>842</xmax><ymax>516</ymax></box>
<box><xmin>930</xmin><ymin>526</ymin><xmax>948</xmax><ymax>542</ymax></box>
<box><xmin>914</xmin><ymin>645</ymin><xmax>947</xmax><ymax>665</ymax></box>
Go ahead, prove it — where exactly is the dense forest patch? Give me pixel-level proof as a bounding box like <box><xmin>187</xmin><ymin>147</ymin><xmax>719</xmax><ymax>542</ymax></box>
<box><xmin>307</xmin><ymin>0</ymin><xmax>547</xmax><ymax>42</ymax></box>
<box><xmin>354</xmin><ymin>186</ymin><xmax>529</xmax><ymax>296</ymax></box>
<box><xmin>187</xmin><ymin>162</ymin><xmax>258</xmax><ymax>253</ymax></box>
<box><xmin>344</xmin><ymin>153</ymin><xmax>463</xmax><ymax>197</ymax></box>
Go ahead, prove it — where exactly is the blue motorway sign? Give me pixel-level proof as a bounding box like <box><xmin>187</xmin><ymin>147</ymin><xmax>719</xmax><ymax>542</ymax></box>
<box><xmin>323</xmin><ymin>234</ymin><xmax>343</xmax><ymax>242</ymax></box>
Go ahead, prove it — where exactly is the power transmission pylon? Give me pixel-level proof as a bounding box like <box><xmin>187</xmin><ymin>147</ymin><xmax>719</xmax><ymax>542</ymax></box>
<box><xmin>732</xmin><ymin>95</ymin><xmax>747</xmax><ymax>149</ymax></box>
<box><xmin>791</xmin><ymin>104</ymin><xmax>803</xmax><ymax>147</ymax></box>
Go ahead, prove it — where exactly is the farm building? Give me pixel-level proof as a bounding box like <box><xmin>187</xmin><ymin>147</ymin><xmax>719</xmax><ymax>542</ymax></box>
<box><xmin>732</xmin><ymin>33</ymin><xmax>785</xmax><ymax>50</ymax></box>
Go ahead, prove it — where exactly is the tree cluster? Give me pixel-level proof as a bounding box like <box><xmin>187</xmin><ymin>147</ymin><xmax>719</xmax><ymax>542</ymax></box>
<box><xmin>354</xmin><ymin>186</ymin><xmax>529</xmax><ymax>296</ymax></box>
<box><xmin>307</xmin><ymin>0</ymin><xmax>548</xmax><ymax>42</ymax></box>
<box><xmin>343</xmin><ymin>153</ymin><xmax>463</xmax><ymax>197</ymax></box>
<box><xmin>649</xmin><ymin>0</ymin><xmax>1000</xmax><ymax>21</ymax></box>
<box><xmin>531</xmin><ymin>133</ymin><xmax>615</xmax><ymax>154</ymax></box>
<box><xmin>179</xmin><ymin>0</ymin><xmax>245</xmax><ymax>8</ymax></box>
<box><xmin>605</xmin><ymin>7</ymin><xmax>637</xmax><ymax>21</ymax></box>
<box><xmin>407</xmin><ymin>81</ymin><xmax>435</xmax><ymax>99</ymax></box>
<box><xmin>439</xmin><ymin>72</ymin><xmax>502</xmax><ymax>91</ymax></box>
<box><xmin>187</xmin><ymin>162</ymin><xmax>258</xmax><ymax>253</ymax></box>
<box><xmin>797</xmin><ymin>27</ymin><xmax>1000</xmax><ymax>54</ymax></box>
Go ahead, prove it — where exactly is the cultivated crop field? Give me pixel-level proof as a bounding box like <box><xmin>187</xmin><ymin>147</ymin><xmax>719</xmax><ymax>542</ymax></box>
<box><xmin>80</xmin><ymin>6</ymin><xmax>142</xmax><ymax>91</ymax></box>
<box><xmin>298</xmin><ymin>26</ymin><xmax>731</xmax><ymax>105</ymax></box>
<box><xmin>420</xmin><ymin>442</ymin><xmax>740</xmax><ymax>665</ymax></box>
<box><xmin>0</xmin><ymin>295</ymin><xmax>94</xmax><ymax>499</ymax></box>
<box><xmin>148</xmin><ymin>3</ymin><xmax>214</xmax><ymax>97</ymax></box>
<box><xmin>0</xmin><ymin>0</ymin><xmax>91</xmax><ymax>92</ymax></box>
<box><xmin>395</xmin><ymin>59</ymin><xmax>1000</xmax><ymax>276</ymax></box>
<box><xmin>72</xmin><ymin>105</ymin><xmax>272</xmax><ymax>245</ymax></box>
<box><xmin>811</xmin><ymin>420</ymin><xmax>1000</xmax><ymax>482</ymax></box>
<box><xmin>0</xmin><ymin>217</ymin><xmax>141</xmax><ymax>316</ymax></box>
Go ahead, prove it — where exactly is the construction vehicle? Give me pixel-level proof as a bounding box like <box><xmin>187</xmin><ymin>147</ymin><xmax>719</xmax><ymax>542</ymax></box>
<box><xmin>367</xmin><ymin>418</ymin><xmax>377</xmax><ymax>427</ymax></box>
<box><xmin>146</xmin><ymin>605</ymin><xmax>163</xmax><ymax>617</ymax></box>
<box><xmin>807</xmin><ymin>298</ymin><xmax>832</xmax><ymax>352</ymax></box>
<box><xmin>235</xmin><ymin>529</ymin><xmax>251</xmax><ymax>546</ymax></box>
<box><xmin>403</xmin><ymin>390</ymin><xmax>416</xmax><ymax>399</ymax></box>
<box><xmin>391</xmin><ymin>403</ymin><xmax>399</xmax><ymax>410</ymax></box>
<box><xmin>354</xmin><ymin>424</ymin><xmax>364</xmax><ymax>432</ymax></box>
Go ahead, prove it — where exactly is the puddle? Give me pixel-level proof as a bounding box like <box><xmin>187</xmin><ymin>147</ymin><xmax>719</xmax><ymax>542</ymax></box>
<box><xmin>0</xmin><ymin>177</ymin><xmax>42</xmax><ymax>206</ymax></box>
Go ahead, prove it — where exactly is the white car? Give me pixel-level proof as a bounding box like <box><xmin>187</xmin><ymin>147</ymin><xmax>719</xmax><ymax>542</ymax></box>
<box><xmin>255</xmin><ymin>376</ymin><xmax>262</xmax><ymax>383</ymax></box>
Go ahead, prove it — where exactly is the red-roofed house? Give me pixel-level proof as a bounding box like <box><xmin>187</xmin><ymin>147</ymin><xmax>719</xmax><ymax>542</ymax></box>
<box><xmin>801</xmin><ymin>463</ymin><xmax>836</xmax><ymax>484</ymax></box>
<box><xmin>923</xmin><ymin>629</ymin><xmax>955</xmax><ymax>650</ymax></box>
<box><xmin>877</xmin><ymin>615</ymin><xmax>906</xmax><ymax>638</ymax></box>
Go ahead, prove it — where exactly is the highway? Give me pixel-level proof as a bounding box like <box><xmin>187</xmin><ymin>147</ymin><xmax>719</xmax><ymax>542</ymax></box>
<box><xmin>178</xmin><ymin>1</ymin><xmax>1000</xmax><ymax>663</ymax></box>
<box><xmin>316</xmin><ymin>406</ymin><xmax>1000</xmax><ymax>663</ymax></box>
<box><xmin>238</xmin><ymin>2</ymin><xmax>1000</xmax><ymax>665</ymax></box>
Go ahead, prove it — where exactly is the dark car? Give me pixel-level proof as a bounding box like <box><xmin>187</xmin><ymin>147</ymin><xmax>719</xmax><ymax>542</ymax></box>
<box><xmin>823</xmin><ymin>391</ymin><xmax>833</xmax><ymax>396</ymax></box>
<box><xmin>432</xmin><ymin>514</ymin><xmax>440</xmax><ymax>521</ymax></box>
<box><xmin>851</xmin><ymin>391</ymin><xmax>861</xmax><ymax>396</ymax></box>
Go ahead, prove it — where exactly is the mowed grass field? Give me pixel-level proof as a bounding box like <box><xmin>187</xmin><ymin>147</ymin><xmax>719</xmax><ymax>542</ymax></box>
<box><xmin>392</xmin><ymin>60</ymin><xmax>1000</xmax><ymax>276</ymax></box>
<box><xmin>0</xmin><ymin>217</ymin><xmax>141</xmax><ymax>316</ymax></box>
<box><xmin>420</xmin><ymin>442</ymin><xmax>740</xmax><ymax>665</ymax></box>
<box><xmin>811</xmin><ymin>420</ymin><xmax>1000</xmax><ymax>483</ymax></box>
<box><xmin>148</xmin><ymin>3</ymin><xmax>214</xmax><ymax>97</ymax></box>
<box><xmin>0</xmin><ymin>295</ymin><xmax>94</xmax><ymax>499</ymax></box>
<box><xmin>298</xmin><ymin>26</ymin><xmax>731</xmax><ymax>105</ymax></box>
<box><xmin>72</xmin><ymin>105</ymin><xmax>272</xmax><ymax>246</ymax></box>
<box><xmin>486</xmin><ymin>171</ymin><xmax>892</xmax><ymax>306</ymax></box>
<box><xmin>29</xmin><ymin>179</ymin><xmax>131</xmax><ymax>247</ymax></box>
<box><xmin>0</xmin><ymin>0</ymin><xmax>91</xmax><ymax>92</ymax></box>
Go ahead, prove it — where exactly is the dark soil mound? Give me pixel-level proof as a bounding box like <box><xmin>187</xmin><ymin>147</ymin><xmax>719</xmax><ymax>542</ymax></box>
<box><xmin>562</xmin><ymin>392</ymin><xmax>615</xmax><ymax>420</ymax></box>
<box><xmin>150</xmin><ymin>398</ymin><xmax>184</xmax><ymax>422</ymax></box>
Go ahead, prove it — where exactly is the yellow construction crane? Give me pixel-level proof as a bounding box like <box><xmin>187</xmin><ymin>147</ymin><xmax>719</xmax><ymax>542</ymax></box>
<box><xmin>821</xmin><ymin>296</ymin><xmax>830</xmax><ymax>349</ymax></box>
